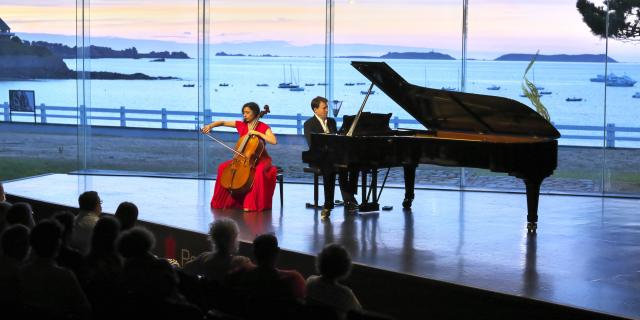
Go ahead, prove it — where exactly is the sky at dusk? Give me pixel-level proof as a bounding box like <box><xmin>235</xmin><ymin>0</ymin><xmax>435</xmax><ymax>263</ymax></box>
<box><xmin>1</xmin><ymin>0</ymin><xmax>637</xmax><ymax>61</ymax></box>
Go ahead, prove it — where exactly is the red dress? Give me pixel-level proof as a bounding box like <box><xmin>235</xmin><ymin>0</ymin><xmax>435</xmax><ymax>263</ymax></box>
<box><xmin>211</xmin><ymin>121</ymin><xmax>277</xmax><ymax>211</ymax></box>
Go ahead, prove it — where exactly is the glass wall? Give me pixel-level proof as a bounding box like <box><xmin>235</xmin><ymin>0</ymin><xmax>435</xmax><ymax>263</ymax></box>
<box><xmin>333</xmin><ymin>0</ymin><xmax>464</xmax><ymax>189</ymax></box>
<box><xmin>0</xmin><ymin>0</ymin><xmax>78</xmax><ymax>180</ymax></box>
<box><xmin>1</xmin><ymin>0</ymin><xmax>638</xmax><ymax>197</ymax></box>
<box><xmin>465</xmin><ymin>0</ymin><xmax>607</xmax><ymax>194</ymax></box>
<box><xmin>205</xmin><ymin>0</ymin><xmax>326</xmax><ymax>177</ymax></box>
<box><xmin>602</xmin><ymin>2</ymin><xmax>640</xmax><ymax>195</ymax></box>
<box><xmin>77</xmin><ymin>0</ymin><xmax>201</xmax><ymax>175</ymax></box>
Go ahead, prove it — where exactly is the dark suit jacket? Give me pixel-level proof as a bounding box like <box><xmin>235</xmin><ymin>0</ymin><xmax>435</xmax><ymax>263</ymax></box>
<box><xmin>303</xmin><ymin>116</ymin><xmax>337</xmax><ymax>147</ymax></box>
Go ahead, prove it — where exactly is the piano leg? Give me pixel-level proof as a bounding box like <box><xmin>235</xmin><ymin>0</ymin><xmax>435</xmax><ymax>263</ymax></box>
<box><xmin>403</xmin><ymin>165</ymin><xmax>417</xmax><ymax>209</ymax></box>
<box><xmin>524</xmin><ymin>176</ymin><xmax>544</xmax><ymax>232</ymax></box>
<box><xmin>358</xmin><ymin>169</ymin><xmax>380</xmax><ymax>212</ymax></box>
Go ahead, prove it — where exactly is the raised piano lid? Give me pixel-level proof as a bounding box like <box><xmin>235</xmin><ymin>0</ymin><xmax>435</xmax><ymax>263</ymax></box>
<box><xmin>351</xmin><ymin>61</ymin><xmax>561</xmax><ymax>139</ymax></box>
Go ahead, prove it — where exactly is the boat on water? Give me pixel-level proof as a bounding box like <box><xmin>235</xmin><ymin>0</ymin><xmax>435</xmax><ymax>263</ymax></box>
<box><xmin>219</xmin><ymin>83</ymin><xmax>229</xmax><ymax>87</ymax></box>
<box><xmin>360</xmin><ymin>90</ymin><xmax>375</xmax><ymax>95</ymax></box>
<box><xmin>590</xmin><ymin>73</ymin><xmax>637</xmax><ymax>87</ymax></box>
<box><xmin>182</xmin><ymin>84</ymin><xmax>195</xmax><ymax>88</ymax></box>
<box><xmin>633</xmin><ymin>92</ymin><xmax>640</xmax><ymax>98</ymax></box>
<box><xmin>256</xmin><ymin>83</ymin><xmax>269</xmax><ymax>87</ymax></box>
<box><xmin>289</xmin><ymin>87</ymin><xmax>304</xmax><ymax>92</ymax></box>
<box><xmin>345</xmin><ymin>83</ymin><xmax>355</xmax><ymax>86</ymax></box>
<box><xmin>566</xmin><ymin>97</ymin><xmax>582</xmax><ymax>102</ymax></box>
<box><xmin>487</xmin><ymin>85</ymin><xmax>500</xmax><ymax>90</ymax></box>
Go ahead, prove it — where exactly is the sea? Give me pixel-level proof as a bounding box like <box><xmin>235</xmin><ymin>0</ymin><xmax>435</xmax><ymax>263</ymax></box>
<box><xmin>1</xmin><ymin>56</ymin><xmax>639</xmax><ymax>147</ymax></box>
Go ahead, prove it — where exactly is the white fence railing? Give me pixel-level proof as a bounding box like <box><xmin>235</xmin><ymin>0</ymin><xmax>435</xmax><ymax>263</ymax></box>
<box><xmin>2</xmin><ymin>102</ymin><xmax>640</xmax><ymax>148</ymax></box>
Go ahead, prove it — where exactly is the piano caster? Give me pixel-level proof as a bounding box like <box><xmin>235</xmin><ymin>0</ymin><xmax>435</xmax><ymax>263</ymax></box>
<box><xmin>402</xmin><ymin>198</ymin><xmax>413</xmax><ymax>209</ymax></box>
<box><xmin>527</xmin><ymin>222</ymin><xmax>537</xmax><ymax>233</ymax></box>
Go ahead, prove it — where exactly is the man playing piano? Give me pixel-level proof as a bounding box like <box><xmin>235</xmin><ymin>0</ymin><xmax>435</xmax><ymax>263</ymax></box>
<box><xmin>303</xmin><ymin>96</ymin><xmax>359</xmax><ymax>217</ymax></box>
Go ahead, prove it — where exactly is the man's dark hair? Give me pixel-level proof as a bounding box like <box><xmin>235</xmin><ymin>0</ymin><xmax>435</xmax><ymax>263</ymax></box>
<box><xmin>117</xmin><ymin>227</ymin><xmax>156</xmax><ymax>259</ymax></box>
<box><xmin>78</xmin><ymin>191</ymin><xmax>100</xmax><ymax>211</ymax></box>
<box><xmin>6</xmin><ymin>202</ymin><xmax>34</xmax><ymax>228</ymax></box>
<box><xmin>1</xmin><ymin>224</ymin><xmax>30</xmax><ymax>261</ymax></box>
<box><xmin>115</xmin><ymin>201</ymin><xmax>138</xmax><ymax>231</ymax></box>
<box><xmin>53</xmin><ymin>211</ymin><xmax>75</xmax><ymax>243</ymax></box>
<box><xmin>30</xmin><ymin>220</ymin><xmax>63</xmax><ymax>259</ymax></box>
<box><xmin>253</xmin><ymin>233</ymin><xmax>279</xmax><ymax>265</ymax></box>
<box><xmin>311</xmin><ymin>96</ymin><xmax>328</xmax><ymax>111</ymax></box>
<box><xmin>317</xmin><ymin>243</ymin><xmax>352</xmax><ymax>281</ymax></box>
<box><xmin>242</xmin><ymin>102</ymin><xmax>260</xmax><ymax>117</ymax></box>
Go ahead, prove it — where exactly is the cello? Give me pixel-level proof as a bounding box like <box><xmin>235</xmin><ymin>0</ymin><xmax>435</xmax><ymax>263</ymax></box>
<box><xmin>216</xmin><ymin>105</ymin><xmax>271</xmax><ymax>194</ymax></box>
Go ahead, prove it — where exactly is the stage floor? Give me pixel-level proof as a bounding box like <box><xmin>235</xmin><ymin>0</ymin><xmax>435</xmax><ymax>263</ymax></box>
<box><xmin>5</xmin><ymin>173</ymin><xmax>640</xmax><ymax>319</ymax></box>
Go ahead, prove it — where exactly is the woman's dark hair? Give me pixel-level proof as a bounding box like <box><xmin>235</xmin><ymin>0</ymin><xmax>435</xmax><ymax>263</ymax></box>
<box><xmin>115</xmin><ymin>201</ymin><xmax>139</xmax><ymax>231</ymax></box>
<box><xmin>317</xmin><ymin>243</ymin><xmax>352</xmax><ymax>281</ymax></box>
<box><xmin>30</xmin><ymin>220</ymin><xmax>63</xmax><ymax>258</ymax></box>
<box><xmin>117</xmin><ymin>227</ymin><xmax>156</xmax><ymax>259</ymax></box>
<box><xmin>90</xmin><ymin>216</ymin><xmax>121</xmax><ymax>255</ymax></box>
<box><xmin>242</xmin><ymin>102</ymin><xmax>260</xmax><ymax>119</ymax></box>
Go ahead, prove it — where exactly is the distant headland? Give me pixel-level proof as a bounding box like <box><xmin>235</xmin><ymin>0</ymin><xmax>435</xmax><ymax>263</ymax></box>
<box><xmin>494</xmin><ymin>53</ymin><xmax>617</xmax><ymax>63</ymax></box>
<box><xmin>32</xmin><ymin>41</ymin><xmax>190</xmax><ymax>59</ymax></box>
<box><xmin>0</xmin><ymin>37</ymin><xmax>179</xmax><ymax>80</ymax></box>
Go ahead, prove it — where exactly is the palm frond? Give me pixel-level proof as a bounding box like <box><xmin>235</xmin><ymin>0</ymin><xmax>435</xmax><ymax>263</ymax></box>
<box><xmin>521</xmin><ymin>50</ymin><xmax>551</xmax><ymax>121</ymax></box>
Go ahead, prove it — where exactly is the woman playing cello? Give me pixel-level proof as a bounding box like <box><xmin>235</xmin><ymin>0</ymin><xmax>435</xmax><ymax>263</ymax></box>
<box><xmin>201</xmin><ymin>102</ymin><xmax>278</xmax><ymax>211</ymax></box>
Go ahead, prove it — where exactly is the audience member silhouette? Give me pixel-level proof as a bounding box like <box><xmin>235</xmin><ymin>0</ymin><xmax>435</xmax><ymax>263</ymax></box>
<box><xmin>230</xmin><ymin>233</ymin><xmax>306</xmax><ymax>302</ymax></box>
<box><xmin>72</xmin><ymin>191</ymin><xmax>102</xmax><ymax>254</ymax></box>
<box><xmin>86</xmin><ymin>216</ymin><xmax>123</xmax><ymax>320</ymax></box>
<box><xmin>306</xmin><ymin>243</ymin><xmax>362</xmax><ymax>318</ymax></box>
<box><xmin>0</xmin><ymin>201</ymin><xmax>11</xmax><ymax>232</ymax></box>
<box><xmin>117</xmin><ymin>227</ymin><xmax>201</xmax><ymax>319</ymax></box>
<box><xmin>183</xmin><ymin>217</ymin><xmax>251</xmax><ymax>282</ymax></box>
<box><xmin>5</xmin><ymin>202</ymin><xmax>35</xmax><ymax>229</ymax></box>
<box><xmin>114</xmin><ymin>201</ymin><xmax>138</xmax><ymax>231</ymax></box>
<box><xmin>0</xmin><ymin>224</ymin><xmax>30</xmax><ymax>309</ymax></box>
<box><xmin>53</xmin><ymin>211</ymin><xmax>90</xmax><ymax>287</ymax></box>
<box><xmin>19</xmin><ymin>220</ymin><xmax>91</xmax><ymax>319</ymax></box>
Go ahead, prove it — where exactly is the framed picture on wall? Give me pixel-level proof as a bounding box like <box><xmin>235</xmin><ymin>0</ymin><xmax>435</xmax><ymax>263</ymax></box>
<box><xmin>8</xmin><ymin>90</ymin><xmax>36</xmax><ymax>123</ymax></box>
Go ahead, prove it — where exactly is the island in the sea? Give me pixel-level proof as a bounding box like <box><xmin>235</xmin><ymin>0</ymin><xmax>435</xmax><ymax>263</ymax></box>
<box><xmin>0</xmin><ymin>37</ymin><xmax>179</xmax><ymax>80</ymax></box>
<box><xmin>31</xmin><ymin>41</ymin><xmax>190</xmax><ymax>59</ymax></box>
<box><xmin>495</xmin><ymin>53</ymin><xmax>617</xmax><ymax>63</ymax></box>
<box><xmin>338</xmin><ymin>51</ymin><xmax>456</xmax><ymax>60</ymax></box>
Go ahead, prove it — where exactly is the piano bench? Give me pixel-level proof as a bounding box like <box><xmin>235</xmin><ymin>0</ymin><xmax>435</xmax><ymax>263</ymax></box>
<box><xmin>303</xmin><ymin>166</ymin><xmax>322</xmax><ymax>209</ymax></box>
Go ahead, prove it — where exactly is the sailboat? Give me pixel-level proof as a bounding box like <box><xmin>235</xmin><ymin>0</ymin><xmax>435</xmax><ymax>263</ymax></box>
<box><xmin>289</xmin><ymin>67</ymin><xmax>304</xmax><ymax>92</ymax></box>
<box><xmin>278</xmin><ymin>65</ymin><xmax>299</xmax><ymax>89</ymax></box>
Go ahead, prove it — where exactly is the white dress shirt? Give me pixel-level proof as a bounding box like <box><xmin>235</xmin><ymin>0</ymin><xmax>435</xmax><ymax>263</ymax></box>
<box><xmin>314</xmin><ymin>114</ymin><xmax>330</xmax><ymax>133</ymax></box>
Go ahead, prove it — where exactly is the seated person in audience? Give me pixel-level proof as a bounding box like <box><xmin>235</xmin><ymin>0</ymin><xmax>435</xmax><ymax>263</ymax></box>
<box><xmin>19</xmin><ymin>220</ymin><xmax>91</xmax><ymax>319</ymax></box>
<box><xmin>71</xmin><ymin>191</ymin><xmax>103</xmax><ymax>254</ymax></box>
<box><xmin>230</xmin><ymin>233</ymin><xmax>306</xmax><ymax>302</ymax></box>
<box><xmin>0</xmin><ymin>224</ymin><xmax>30</xmax><ymax>308</ymax></box>
<box><xmin>53</xmin><ymin>211</ymin><xmax>89</xmax><ymax>287</ymax></box>
<box><xmin>117</xmin><ymin>227</ymin><xmax>202</xmax><ymax>319</ymax></box>
<box><xmin>183</xmin><ymin>218</ymin><xmax>251</xmax><ymax>282</ymax></box>
<box><xmin>0</xmin><ymin>181</ymin><xmax>8</xmax><ymax>203</ymax></box>
<box><xmin>114</xmin><ymin>201</ymin><xmax>138</xmax><ymax>231</ymax></box>
<box><xmin>86</xmin><ymin>216</ymin><xmax>123</xmax><ymax>319</ymax></box>
<box><xmin>0</xmin><ymin>201</ymin><xmax>11</xmax><ymax>232</ymax></box>
<box><xmin>5</xmin><ymin>202</ymin><xmax>35</xmax><ymax>229</ymax></box>
<box><xmin>306</xmin><ymin>243</ymin><xmax>362</xmax><ymax>317</ymax></box>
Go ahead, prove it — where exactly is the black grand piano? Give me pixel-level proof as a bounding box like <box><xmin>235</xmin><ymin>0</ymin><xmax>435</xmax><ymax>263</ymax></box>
<box><xmin>302</xmin><ymin>61</ymin><xmax>560</xmax><ymax>231</ymax></box>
